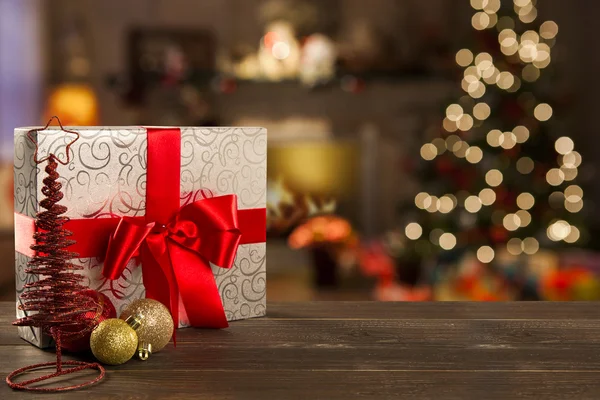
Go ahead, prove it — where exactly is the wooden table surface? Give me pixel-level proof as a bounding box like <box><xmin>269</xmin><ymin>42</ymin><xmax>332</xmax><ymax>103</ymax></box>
<box><xmin>1</xmin><ymin>301</ymin><xmax>599</xmax><ymax>399</ymax></box>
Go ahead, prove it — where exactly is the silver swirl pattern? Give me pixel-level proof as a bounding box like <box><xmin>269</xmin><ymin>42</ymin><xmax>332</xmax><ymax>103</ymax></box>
<box><xmin>14</xmin><ymin>126</ymin><xmax>267</xmax><ymax>346</ymax></box>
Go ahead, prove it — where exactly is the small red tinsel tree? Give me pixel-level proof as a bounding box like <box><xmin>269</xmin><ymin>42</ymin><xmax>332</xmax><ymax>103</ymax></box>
<box><xmin>7</xmin><ymin>117</ymin><xmax>104</xmax><ymax>392</ymax></box>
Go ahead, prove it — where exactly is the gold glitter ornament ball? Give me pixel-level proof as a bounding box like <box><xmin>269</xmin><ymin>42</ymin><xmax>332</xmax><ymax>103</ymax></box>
<box><xmin>90</xmin><ymin>318</ymin><xmax>138</xmax><ymax>365</ymax></box>
<box><xmin>120</xmin><ymin>299</ymin><xmax>174</xmax><ymax>353</ymax></box>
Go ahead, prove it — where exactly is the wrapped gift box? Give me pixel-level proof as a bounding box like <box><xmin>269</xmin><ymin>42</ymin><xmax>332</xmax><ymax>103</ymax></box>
<box><xmin>14</xmin><ymin>126</ymin><xmax>267</xmax><ymax>347</ymax></box>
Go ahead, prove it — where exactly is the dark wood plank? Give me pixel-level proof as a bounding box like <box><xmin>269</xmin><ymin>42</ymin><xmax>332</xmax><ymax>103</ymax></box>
<box><xmin>2</xmin><ymin>370</ymin><xmax>600</xmax><ymax>400</ymax></box>
<box><xmin>1</xmin><ymin>301</ymin><xmax>599</xmax><ymax>399</ymax></box>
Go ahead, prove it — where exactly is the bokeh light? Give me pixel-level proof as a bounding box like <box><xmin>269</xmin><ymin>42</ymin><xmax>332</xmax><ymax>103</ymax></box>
<box><xmin>516</xmin><ymin>157</ymin><xmax>534</xmax><ymax>174</ymax></box>
<box><xmin>534</xmin><ymin>103</ymin><xmax>553</xmax><ymax>121</ymax></box>
<box><xmin>405</xmin><ymin>222</ymin><xmax>423</xmax><ymax>240</ymax></box>
<box><xmin>420</xmin><ymin>143</ymin><xmax>438</xmax><ymax>161</ymax></box>
<box><xmin>439</xmin><ymin>233</ymin><xmax>457</xmax><ymax>250</ymax></box>
<box><xmin>517</xmin><ymin>192</ymin><xmax>535</xmax><ymax>210</ymax></box>
<box><xmin>465</xmin><ymin>195</ymin><xmax>483</xmax><ymax>213</ymax></box>
<box><xmin>477</xmin><ymin>246</ymin><xmax>495</xmax><ymax>263</ymax></box>
<box><xmin>555</xmin><ymin>137</ymin><xmax>574</xmax><ymax>155</ymax></box>
<box><xmin>479</xmin><ymin>188</ymin><xmax>496</xmax><ymax>205</ymax></box>
<box><xmin>485</xmin><ymin>169</ymin><xmax>503</xmax><ymax>187</ymax></box>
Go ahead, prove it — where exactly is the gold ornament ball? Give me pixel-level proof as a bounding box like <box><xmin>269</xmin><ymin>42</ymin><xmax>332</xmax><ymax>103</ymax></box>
<box><xmin>120</xmin><ymin>299</ymin><xmax>174</xmax><ymax>353</ymax></box>
<box><xmin>90</xmin><ymin>318</ymin><xmax>138</xmax><ymax>365</ymax></box>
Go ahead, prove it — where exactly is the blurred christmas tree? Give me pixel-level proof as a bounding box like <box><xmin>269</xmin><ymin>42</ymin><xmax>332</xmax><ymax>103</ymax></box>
<box><xmin>399</xmin><ymin>0</ymin><xmax>586</xmax><ymax>272</ymax></box>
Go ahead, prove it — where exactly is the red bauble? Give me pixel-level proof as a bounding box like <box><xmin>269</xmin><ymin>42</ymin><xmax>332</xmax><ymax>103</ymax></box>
<box><xmin>61</xmin><ymin>290</ymin><xmax>116</xmax><ymax>352</ymax></box>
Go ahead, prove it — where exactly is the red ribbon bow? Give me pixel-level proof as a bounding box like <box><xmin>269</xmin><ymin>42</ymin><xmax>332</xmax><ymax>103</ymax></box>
<box><xmin>103</xmin><ymin>195</ymin><xmax>242</xmax><ymax>329</ymax></box>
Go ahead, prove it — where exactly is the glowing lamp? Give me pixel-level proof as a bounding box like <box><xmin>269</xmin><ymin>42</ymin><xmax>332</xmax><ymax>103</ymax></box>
<box><xmin>44</xmin><ymin>84</ymin><xmax>99</xmax><ymax>126</ymax></box>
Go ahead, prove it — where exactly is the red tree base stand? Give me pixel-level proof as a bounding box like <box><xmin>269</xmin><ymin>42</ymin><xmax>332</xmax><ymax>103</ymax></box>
<box><xmin>6</xmin><ymin>327</ymin><xmax>105</xmax><ymax>391</ymax></box>
<box><xmin>7</xmin><ymin>117</ymin><xmax>105</xmax><ymax>391</ymax></box>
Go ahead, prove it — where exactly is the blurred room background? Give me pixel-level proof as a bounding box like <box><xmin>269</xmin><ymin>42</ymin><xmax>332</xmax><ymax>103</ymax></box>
<box><xmin>1</xmin><ymin>0</ymin><xmax>599</xmax><ymax>302</ymax></box>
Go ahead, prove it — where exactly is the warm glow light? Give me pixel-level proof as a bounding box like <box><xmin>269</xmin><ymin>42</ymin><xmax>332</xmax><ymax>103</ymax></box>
<box><xmin>519</xmin><ymin>5</ymin><xmax>537</xmax><ymax>23</ymax></box>
<box><xmin>496</xmin><ymin>71</ymin><xmax>515</xmax><ymax>89</ymax></box>
<box><xmin>499</xmin><ymin>29</ymin><xmax>519</xmax><ymax>55</ymax></box>
<box><xmin>534</xmin><ymin>103</ymin><xmax>553</xmax><ymax>121</ymax></box>
<box><xmin>456</xmin><ymin>49</ymin><xmax>474</xmax><ymax>66</ymax></box>
<box><xmin>415</xmin><ymin>192</ymin><xmax>431</xmax><ymax>209</ymax></box>
<box><xmin>483</xmin><ymin>67</ymin><xmax>501</xmax><ymax>84</ymax></box>
<box><xmin>555</xmin><ymin>137</ymin><xmax>575</xmax><ymax>155</ymax></box>
<box><xmin>472</xmin><ymin>12</ymin><xmax>491</xmax><ymax>30</ymax></box>
<box><xmin>562</xmin><ymin>151</ymin><xmax>582</xmax><ymax>168</ymax></box>
<box><xmin>446</xmin><ymin>104</ymin><xmax>464</xmax><ymax>121</ymax></box>
<box><xmin>564</xmin><ymin>226</ymin><xmax>580</xmax><ymax>243</ymax></box>
<box><xmin>513</xmin><ymin>126</ymin><xmax>530</xmax><ymax>143</ymax></box>
<box><xmin>507</xmin><ymin>76</ymin><xmax>521</xmax><ymax>93</ymax></box>
<box><xmin>561</xmin><ymin>166</ymin><xmax>578</xmax><ymax>182</ymax></box>
<box><xmin>516</xmin><ymin>210</ymin><xmax>531</xmax><ymax>227</ymax></box>
<box><xmin>457</xmin><ymin>114</ymin><xmax>474</xmax><ymax>131</ymax></box>
<box><xmin>487</xmin><ymin>129</ymin><xmax>503</xmax><ymax>147</ymax></box>
<box><xmin>535</xmin><ymin>43</ymin><xmax>551</xmax><ymax>64</ymax></box>
<box><xmin>479</xmin><ymin>188</ymin><xmax>496</xmax><ymax>205</ymax></box>
<box><xmin>477</xmin><ymin>246</ymin><xmax>495</xmax><ymax>263</ymax></box>
<box><xmin>485</xmin><ymin>169</ymin><xmax>503</xmax><ymax>187</ymax></box>
<box><xmin>473</xmin><ymin>103</ymin><xmax>491</xmax><ymax>120</ymax></box>
<box><xmin>514</xmin><ymin>0</ymin><xmax>531</xmax><ymax>7</ymax></box>
<box><xmin>475</xmin><ymin>52</ymin><xmax>493</xmax><ymax>71</ymax></box>
<box><xmin>272</xmin><ymin>41</ymin><xmax>291</xmax><ymax>60</ymax></box>
<box><xmin>439</xmin><ymin>195</ymin><xmax>455</xmax><ymax>214</ymax></box>
<box><xmin>443</xmin><ymin>117</ymin><xmax>459</xmax><ymax>132</ymax></box>
<box><xmin>467</xmin><ymin>81</ymin><xmax>486</xmax><ymax>98</ymax></box>
<box><xmin>465</xmin><ymin>195</ymin><xmax>483</xmax><ymax>213</ymax></box>
<box><xmin>503</xmin><ymin>213</ymin><xmax>521</xmax><ymax>231</ymax></box>
<box><xmin>565</xmin><ymin>185</ymin><xmax>584</xmax><ymax>202</ymax></box>
<box><xmin>483</xmin><ymin>0</ymin><xmax>501</xmax><ymax>13</ymax></box>
<box><xmin>453</xmin><ymin>141</ymin><xmax>470</xmax><ymax>158</ymax></box>
<box><xmin>426</xmin><ymin>195</ymin><xmax>441</xmax><ymax>213</ymax></box>
<box><xmin>507</xmin><ymin>238</ymin><xmax>523</xmax><ymax>255</ymax></box>
<box><xmin>439</xmin><ymin>233</ymin><xmax>457</xmax><ymax>250</ymax></box>
<box><xmin>533</xmin><ymin>55</ymin><xmax>551</xmax><ymax>69</ymax></box>
<box><xmin>565</xmin><ymin>199</ymin><xmax>583</xmax><ymax>213</ymax></box>
<box><xmin>540</xmin><ymin>21</ymin><xmax>559</xmax><ymax>39</ymax></box>
<box><xmin>420</xmin><ymin>143</ymin><xmax>438</xmax><ymax>161</ymax></box>
<box><xmin>500</xmin><ymin>131</ymin><xmax>517</xmax><ymax>149</ymax></box>
<box><xmin>522</xmin><ymin>237</ymin><xmax>539</xmax><ymax>255</ymax></box>
<box><xmin>517</xmin><ymin>193</ymin><xmax>535</xmax><ymax>210</ymax></box>
<box><xmin>470</xmin><ymin>0</ymin><xmax>488</xmax><ymax>10</ymax></box>
<box><xmin>466</xmin><ymin>146</ymin><xmax>483</xmax><ymax>164</ymax></box>
<box><xmin>548</xmin><ymin>220</ymin><xmax>571</xmax><ymax>241</ymax></box>
<box><xmin>522</xmin><ymin>30</ymin><xmax>540</xmax><ymax>44</ymax></box>
<box><xmin>465</xmin><ymin>66</ymin><xmax>481</xmax><ymax>80</ymax></box>
<box><xmin>516</xmin><ymin>157</ymin><xmax>534</xmax><ymax>174</ymax></box>
<box><xmin>405</xmin><ymin>222</ymin><xmax>423</xmax><ymax>240</ymax></box>
<box><xmin>546</xmin><ymin>168</ymin><xmax>565</xmax><ymax>186</ymax></box>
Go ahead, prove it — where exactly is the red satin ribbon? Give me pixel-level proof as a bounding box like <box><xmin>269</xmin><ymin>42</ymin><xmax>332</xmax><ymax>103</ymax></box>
<box><xmin>14</xmin><ymin>209</ymin><xmax>265</xmax><ymax>258</ymax></box>
<box><xmin>103</xmin><ymin>195</ymin><xmax>245</xmax><ymax>328</ymax></box>
<box><xmin>14</xmin><ymin>127</ymin><xmax>266</xmax><ymax>329</ymax></box>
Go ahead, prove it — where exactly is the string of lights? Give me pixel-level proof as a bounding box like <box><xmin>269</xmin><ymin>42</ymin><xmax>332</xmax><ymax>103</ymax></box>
<box><xmin>405</xmin><ymin>0</ymin><xmax>582</xmax><ymax>264</ymax></box>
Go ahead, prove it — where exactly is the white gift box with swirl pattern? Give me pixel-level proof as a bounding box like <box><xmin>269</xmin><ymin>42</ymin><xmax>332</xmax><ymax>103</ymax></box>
<box><xmin>14</xmin><ymin>127</ymin><xmax>266</xmax><ymax>348</ymax></box>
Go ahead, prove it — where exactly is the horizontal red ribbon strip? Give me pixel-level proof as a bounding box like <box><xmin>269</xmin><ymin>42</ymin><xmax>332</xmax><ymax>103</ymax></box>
<box><xmin>14</xmin><ymin>208</ymin><xmax>266</xmax><ymax>259</ymax></box>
